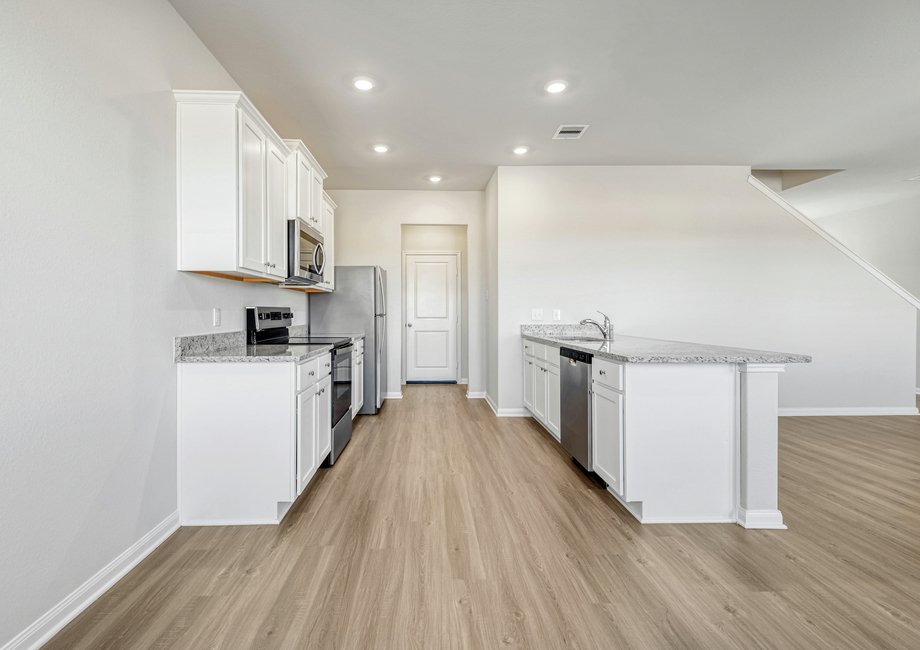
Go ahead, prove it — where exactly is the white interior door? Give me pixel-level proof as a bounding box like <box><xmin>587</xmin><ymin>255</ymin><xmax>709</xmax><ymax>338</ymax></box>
<box><xmin>406</xmin><ymin>254</ymin><xmax>458</xmax><ymax>382</ymax></box>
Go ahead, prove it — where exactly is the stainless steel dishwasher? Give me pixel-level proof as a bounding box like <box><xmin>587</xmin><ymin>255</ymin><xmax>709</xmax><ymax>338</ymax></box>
<box><xmin>560</xmin><ymin>347</ymin><xmax>593</xmax><ymax>471</ymax></box>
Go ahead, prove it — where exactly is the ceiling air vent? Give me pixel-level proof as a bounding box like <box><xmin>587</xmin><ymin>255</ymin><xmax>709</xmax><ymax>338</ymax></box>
<box><xmin>553</xmin><ymin>125</ymin><xmax>589</xmax><ymax>140</ymax></box>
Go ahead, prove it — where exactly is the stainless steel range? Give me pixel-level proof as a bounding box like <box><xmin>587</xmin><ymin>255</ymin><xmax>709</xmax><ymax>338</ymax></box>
<box><xmin>246</xmin><ymin>306</ymin><xmax>353</xmax><ymax>465</ymax></box>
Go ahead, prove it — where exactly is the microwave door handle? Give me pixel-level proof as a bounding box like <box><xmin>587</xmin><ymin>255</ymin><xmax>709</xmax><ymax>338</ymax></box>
<box><xmin>314</xmin><ymin>242</ymin><xmax>325</xmax><ymax>275</ymax></box>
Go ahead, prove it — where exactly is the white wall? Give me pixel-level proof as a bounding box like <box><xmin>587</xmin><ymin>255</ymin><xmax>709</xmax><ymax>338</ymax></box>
<box><xmin>326</xmin><ymin>190</ymin><xmax>486</xmax><ymax>396</ymax></box>
<box><xmin>485</xmin><ymin>171</ymin><xmax>499</xmax><ymax>403</ymax></box>
<box><xmin>493</xmin><ymin>166</ymin><xmax>916</xmax><ymax>412</ymax></box>
<box><xmin>401</xmin><ymin>225</ymin><xmax>470</xmax><ymax>381</ymax></box>
<box><xmin>0</xmin><ymin>1</ymin><xmax>308</xmax><ymax>645</ymax></box>
<box><xmin>815</xmin><ymin>194</ymin><xmax>920</xmax><ymax>386</ymax></box>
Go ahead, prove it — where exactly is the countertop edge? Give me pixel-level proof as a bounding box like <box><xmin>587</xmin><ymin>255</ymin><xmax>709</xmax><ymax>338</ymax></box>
<box><xmin>521</xmin><ymin>333</ymin><xmax>812</xmax><ymax>365</ymax></box>
<box><xmin>176</xmin><ymin>345</ymin><xmax>334</xmax><ymax>364</ymax></box>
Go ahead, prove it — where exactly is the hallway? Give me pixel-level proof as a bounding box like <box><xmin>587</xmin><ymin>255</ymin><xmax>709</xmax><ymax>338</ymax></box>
<box><xmin>45</xmin><ymin>385</ymin><xmax>920</xmax><ymax>649</ymax></box>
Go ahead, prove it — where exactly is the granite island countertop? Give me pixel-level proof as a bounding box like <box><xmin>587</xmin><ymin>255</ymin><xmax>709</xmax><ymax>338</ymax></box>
<box><xmin>175</xmin><ymin>329</ymin><xmax>365</xmax><ymax>363</ymax></box>
<box><xmin>521</xmin><ymin>326</ymin><xmax>810</xmax><ymax>364</ymax></box>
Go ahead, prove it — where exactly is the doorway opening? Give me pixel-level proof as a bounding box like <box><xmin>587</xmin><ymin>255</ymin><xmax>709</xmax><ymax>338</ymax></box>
<box><xmin>401</xmin><ymin>225</ymin><xmax>468</xmax><ymax>386</ymax></box>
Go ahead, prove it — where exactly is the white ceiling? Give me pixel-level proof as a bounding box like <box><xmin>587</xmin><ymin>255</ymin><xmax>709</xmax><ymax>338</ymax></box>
<box><xmin>168</xmin><ymin>0</ymin><xmax>920</xmax><ymax>217</ymax></box>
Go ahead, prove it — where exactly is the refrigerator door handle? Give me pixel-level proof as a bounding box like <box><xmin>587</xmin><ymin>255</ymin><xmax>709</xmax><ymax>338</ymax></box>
<box><xmin>376</xmin><ymin>267</ymin><xmax>386</xmax><ymax>316</ymax></box>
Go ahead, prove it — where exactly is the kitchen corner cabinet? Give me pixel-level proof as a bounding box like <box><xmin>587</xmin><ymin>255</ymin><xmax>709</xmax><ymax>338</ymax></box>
<box><xmin>178</xmin><ymin>352</ymin><xmax>332</xmax><ymax>526</ymax></box>
<box><xmin>522</xmin><ymin>341</ymin><xmax>561</xmax><ymax>440</ymax></box>
<box><xmin>176</xmin><ymin>91</ymin><xmax>290</xmax><ymax>280</ymax></box>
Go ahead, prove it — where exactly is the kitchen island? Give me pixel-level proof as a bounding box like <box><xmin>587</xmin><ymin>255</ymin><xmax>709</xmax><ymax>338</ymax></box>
<box><xmin>521</xmin><ymin>325</ymin><xmax>810</xmax><ymax>529</ymax></box>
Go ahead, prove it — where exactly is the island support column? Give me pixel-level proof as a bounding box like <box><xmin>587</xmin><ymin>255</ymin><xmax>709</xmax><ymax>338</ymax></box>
<box><xmin>738</xmin><ymin>363</ymin><xmax>787</xmax><ymax>529</ymax></box>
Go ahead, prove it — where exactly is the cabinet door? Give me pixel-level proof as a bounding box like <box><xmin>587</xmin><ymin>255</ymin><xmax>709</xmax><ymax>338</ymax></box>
<box><xmin>295</xmin><ymin>152</ymin><xmax>313</xmax><ymax>222</ymax></box>
<box><xmin>533</xmin><ymin>360</ymin><xmax>547</xmax><ymax>422</ymax></box>
<box><xmin>297</xmin><ymin>384</ymin><xmax>319</xmax><ymax>495</ymax></box>
<box><xmin>546</xmin><ymin>365</ymin><xmax>561</xmax><ymax>440</ymax></box>
<box><xmin>317</xmin><ymin>375</ymin><xmax>332</xmax><ymax>460</ymax></box>
<box><xmin>239</xmin><ymin>111</ymin><xmax>267</xmax><ymax>274</ymax></box>
<box><xmin>592</xmin><ymin>383</ymin><xmax>624</xmax><ymax>495</ymax></box>
<box><xmin>265</xmin><ymin>139</ymin><xmax>288</xmax><ymax>279</ymax></box>
<box><xmin>311</xmin><ymin>170</ymin><xmax>324</xmax><ymax>233</ymax></box>
<box><xmin>351</xmin><ymin>353</ymin><xmax>359</xmax><ymax>418</ymax></box>
<box><xmin>356</xmin><ymin>354</ymin><xmax>364</xmax><ymax>411</ymax></box>
<box><xmin>323</xmin><ymin>199</ymin><xmax>335</xmax><ymax>290</ymax></box>
<box><xmin>523</xmin><ymin>356</ymin><xmax>535</xmax><ymax>411</ymax></box>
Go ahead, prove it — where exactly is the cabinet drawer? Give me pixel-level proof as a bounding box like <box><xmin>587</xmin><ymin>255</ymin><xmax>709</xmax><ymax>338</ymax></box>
<box><xmin>545</xmin><ymin>345</ymin><xmax>560</xmax><ymax>367</ymax></box>
<box><xmin>593</xmin><ymin>358</ymin><xmax>624</xmax><ymax>391</ymax></box>
<box><xmin>533</xmin><ymin>343</ymin><xmax>547</xmax><ymax>360</ymax></box>
<box><xmin>317</xmin><ymin>353</ymin><xmax>332</xmax><ymax>378</ymax></box>
<box><xmin>297</xmin><ymin>358</ymin><xmax>320</xmax><ymax>392</ymax></box>
<box><xmin>523</xmin><ymin>340</ymin><xmax>536</xmax><ymax>357</ymax></box>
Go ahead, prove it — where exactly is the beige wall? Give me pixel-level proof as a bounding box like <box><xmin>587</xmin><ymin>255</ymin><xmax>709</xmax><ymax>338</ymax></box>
<box><xmin>326</xmin><ymin>190</ymin><xmax>487</xmax><ymax>396</ymax></box>
<box><xmin>401</xmin><ymin>225</ymin><xmax>470</xmax><ymax>381</ymax></box>
<box><xmin>492</xmin><ymin>165</ymin><xmax>916</xmax><ymax>412</ymax></box>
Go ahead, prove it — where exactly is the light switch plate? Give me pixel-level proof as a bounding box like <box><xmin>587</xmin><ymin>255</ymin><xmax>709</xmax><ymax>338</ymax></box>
<box><xmin>553</xmin><ymin>309</ymin><xmax>561</xmax><ymax>321</ymax></box>
<box><xmin>213</xmin><ymin>308</ymin><xmax>221</xmax><ymax>327</ymax></box>
<box><xmin>531</xmin><ymin>309</ymin><xmax>543</xmax><ymax>321</ymax></box>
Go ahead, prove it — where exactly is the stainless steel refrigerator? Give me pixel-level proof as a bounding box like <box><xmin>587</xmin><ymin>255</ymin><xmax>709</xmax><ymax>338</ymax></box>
<box><xmin>309</xmin><ymin>266</ymin><xmax>387</xmax><ymax>414</ymax></box>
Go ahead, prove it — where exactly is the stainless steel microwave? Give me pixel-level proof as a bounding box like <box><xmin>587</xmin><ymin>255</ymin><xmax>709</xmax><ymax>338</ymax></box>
<box><xmin>286</xmin><ymin>219</ymin><xmax>325</xmax><ymax>285</ymax></box>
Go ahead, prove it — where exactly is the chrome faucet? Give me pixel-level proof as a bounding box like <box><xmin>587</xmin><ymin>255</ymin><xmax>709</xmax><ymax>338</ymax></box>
<box><xmin>580</xmin><ymin>311</ymin><xmax>612</xmax><ymax>339</ymax></box>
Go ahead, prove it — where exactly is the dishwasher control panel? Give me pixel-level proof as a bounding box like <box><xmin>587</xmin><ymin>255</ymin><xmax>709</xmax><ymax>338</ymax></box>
<box><xmin>560</xmin><ymin>347</ymin><xmax>593</xmax><ymax>364</ymax></box>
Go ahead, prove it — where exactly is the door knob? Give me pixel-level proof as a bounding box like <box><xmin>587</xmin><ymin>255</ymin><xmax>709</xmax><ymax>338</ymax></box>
<box><xmin>407</xmin><ymin>324</ymin><xmax>412</xmax><ymax>327</ymax></box>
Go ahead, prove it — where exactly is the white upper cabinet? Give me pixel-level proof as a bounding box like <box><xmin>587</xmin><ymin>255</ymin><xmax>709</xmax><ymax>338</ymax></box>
<box><xmin>283</xmin><ymin>139</ymin><xmax>327</xmax><ymax>232</ymax></box>
<box><xmin>175</xmin><ymin>90</ymin><xmax>291</xmax><ymax>280</ymax></box>
<box><xmin>321</xmin><ymin>192</ymin><xmax>336</xmax><ymax>291</ymax></box>
<box><xmin>312</xmin><ymin>168</ymin><xmax>325</xmax><ymax>234</ymax></box>
<box><xmin>265</xmin><ymin>139</ymin><xmax>288</xmax><ymax>279</ymax></box>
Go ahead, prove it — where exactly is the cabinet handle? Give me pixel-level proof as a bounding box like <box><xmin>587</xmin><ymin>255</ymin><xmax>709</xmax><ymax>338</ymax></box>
<box><xmin>325</xmin><ymin>363</ymin><xmax>331</xmax><ymax>367</ymax></box>
<box><xmin>309</xmin><ymin>371</ymin><xmax>315</xmax><ymax>376</ymax></box>
<box><xmin>599</xmin><ymin>370</ymin><xmax>606</xmax><ymax>376</ymax></box>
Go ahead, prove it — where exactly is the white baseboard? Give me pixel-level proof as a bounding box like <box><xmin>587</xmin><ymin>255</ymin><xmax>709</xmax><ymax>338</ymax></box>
<box><xmin>383</xmin><ymin>392</ymin><xmax>403</xmax><ymax>400</ymax></box>
<box><xmin>459</xmin><ymin>378</ymin><xmax>468</xmax><ymax>385</ymax></box>
<box><xmin>484</xmin><ymin>393</ymin><xmax>498</xmax><ymax>415</ymax></box>
<box><xmin>779</xmin><ymin>406</ymin><xmax>919</xmax><ymax>416</ymax></box>
<box><xmin>916</xmin><ymin>387</ymin><xmax>920</xmax><ymax>395</ymax></box>
<box><xmin>737</xmin><ymin>507</ymin><xmax>787</xmax><ymax>530</ymax></box>
<box><xmin>3</xmin><ymin>511</ymin><xmax>180</xmax><ymax>650</ymax></box>
<box><xmin>466</xmin><ymin>391</ymin><xmax>486</xmax><ymax>399</ymax></box>
<box><xmin>483</xmin><ymin>394</ymin><xmax>531</xmax><ymax>417</ymax></box>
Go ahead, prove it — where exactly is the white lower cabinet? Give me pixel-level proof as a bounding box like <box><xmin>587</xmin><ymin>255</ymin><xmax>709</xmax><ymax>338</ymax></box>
<box><xmin>316</xmin><ymin>374</ymin><xmax>332</xmax><ymax>461</ymax></box>
<box><xmin>297</xmin><ymin>383</ymin><xmax>319</xmax><ymax>495</ymax></box>
<box><xmin>592</xmin><ymin>382</ymin><xmax>623</xmax><ymax>496</ymax></box>
<box><xmin>179</xmin><ymin>353</ymin><xmax>331</xmax><ymax>526</ymax></box>
<box><xmin>546</xmin><ymin>364</ymin><xmax>561</xmax><ymax>439</ymax></box>
<box><xmin>352</xmin><ymin>350</ymin><xmax>365</xmax><ymax>417</ymax></box>
<box><xmin>523</xmin><ymin>340</ymin><xmax>561</xmax><ymax>441</ymax></box>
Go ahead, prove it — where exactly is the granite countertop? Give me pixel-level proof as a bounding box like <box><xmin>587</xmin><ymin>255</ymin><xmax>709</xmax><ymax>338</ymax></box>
<box><xmin>521</xmin><ymin>325</ymin><xmax>810</xmax><ymax>364</ymax></box>
<box><xmin>174</xmin><ymin>327</ymin><xmax>364</xmax><ymax>363</ymax></box>
<box><xmin>177</xmin><ymin>343</ymin><xmax>334</xmax><ymax>363</ymax></box>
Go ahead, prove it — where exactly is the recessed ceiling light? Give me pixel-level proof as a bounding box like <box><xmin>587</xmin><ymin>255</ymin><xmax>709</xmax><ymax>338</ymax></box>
<box><xmin>545</xmin><ymin>80</ymin><xmax>567</xmax><ymax>93</ymax></box>
<box><xmin>513</xmin><ymin>146</ymin><xmax>529</xmax><ymax>154</ymax></box>
<box><xmin>353</xmin><ymin>77</ymin><xmax>375</xmax><ymax>91</ymax></box>
<box><xmin>374</xmin><ymin>144</ymin><xmax>389</xmax><ymax>153</ymax></box>
<box><xmin>429</xmin><ymin>176</ymin><xmax>442</xmax><ymax>182</ymax></box>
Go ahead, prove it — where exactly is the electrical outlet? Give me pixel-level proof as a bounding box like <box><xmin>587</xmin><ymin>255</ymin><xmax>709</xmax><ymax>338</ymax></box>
<box><xmin>213</xmin><ymin>308</ymin><xmax>221</xmax><ymax>327</ymax></box>
<box><xmin>553</xmin><ymin>309</ymin><xmax>561</xmax><ymax>321</ymax></box>
<box><xmin>531</xmin><ymin>309</ymin><xmax>543</xmax><ymax>321</ymax></box>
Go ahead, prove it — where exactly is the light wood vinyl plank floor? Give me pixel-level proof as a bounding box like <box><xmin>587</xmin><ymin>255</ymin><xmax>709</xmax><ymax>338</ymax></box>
<box><xmin>43</xmin><ymin>386</ymin><xmax>920</xmax><ymax>649</ymax></box>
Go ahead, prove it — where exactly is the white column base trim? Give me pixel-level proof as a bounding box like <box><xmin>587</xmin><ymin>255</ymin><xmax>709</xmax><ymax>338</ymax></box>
<box><xmin>466</xmin><ymin>391</ymin><xmax>486</xmax><ymax>399</ymax></box>
<box><xmin>916</xmin><ymin>387</ymin><xmax>920</xmax><ymax>395</ymax></box>
<box><xmin>495</xmin><ymin>408</ymin><xmax>532</xmax><ymax>417</ymax></box>
<box><xmin>458</xmin><ymin>378</ymin><xmax>468</xmax><ymax>385</ymax></box>
<box><xmin>2</xmin><ymin>511</ymin><xmax>180</xmax><ymax>650</ymax></box>
<box><xmin>737</xmin><ymin>507</ymin><xmax>787</xmax><ymax>529</ymax></box>
<box><xmin>383</xmin><ymin>392</ymin><xmax>403</xmax><ymax>400</ymax></box>
<box><xmin>779</xmin><ymin>406</ymin><xmax>919</xmax><ymax>416</ymax></box>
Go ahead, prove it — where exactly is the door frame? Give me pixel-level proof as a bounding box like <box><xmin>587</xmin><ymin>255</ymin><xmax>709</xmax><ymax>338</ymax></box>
<box><xmin>402</xmin><ymin>251</ymin><xmax>462</xmax><ymax>384</ymax></box>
